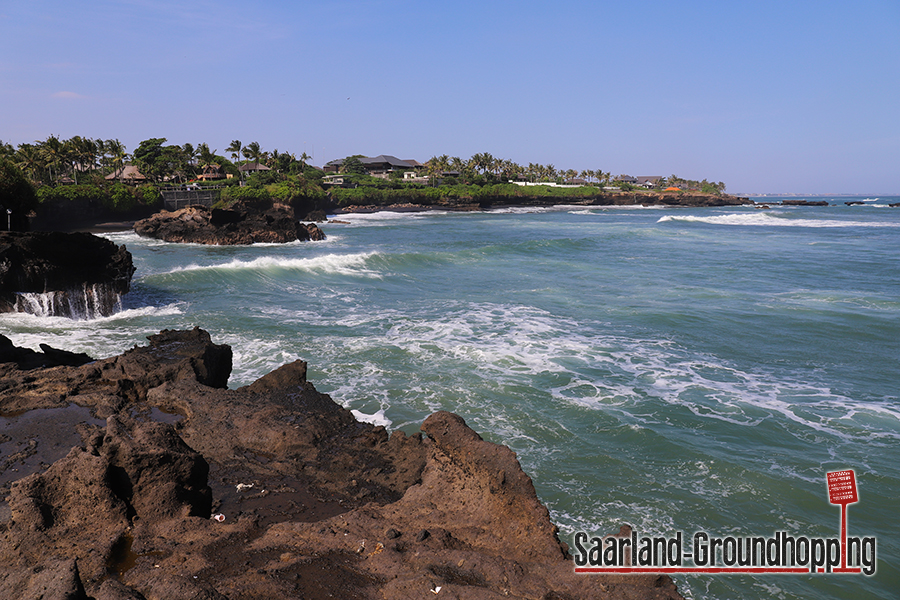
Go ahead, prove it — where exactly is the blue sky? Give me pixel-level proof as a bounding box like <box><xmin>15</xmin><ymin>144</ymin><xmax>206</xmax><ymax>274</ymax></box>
<box><xmin>1</xmin><ymin>0</ymin><xmax>897</xmax><ymax>194</ymax></box>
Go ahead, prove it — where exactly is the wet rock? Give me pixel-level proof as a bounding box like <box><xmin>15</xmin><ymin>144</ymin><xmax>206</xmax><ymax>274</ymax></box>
<box><xmin>0</xmin><ymin>231</ymin><xmax>134</xmax><ymax>317</ymax></box>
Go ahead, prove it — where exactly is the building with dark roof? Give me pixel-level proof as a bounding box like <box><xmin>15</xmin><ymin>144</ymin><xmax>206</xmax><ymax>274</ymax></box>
<box><xmin>323</xmin><ymin>155</ymin><xmax>417</xmax><ymax>178</ymax></box>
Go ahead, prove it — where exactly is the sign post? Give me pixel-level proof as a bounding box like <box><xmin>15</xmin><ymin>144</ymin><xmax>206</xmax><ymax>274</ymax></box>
<box><xmin>826</xmin><ymin>470</ymin><xmax>858</xmax><ymax>570</ymax></box>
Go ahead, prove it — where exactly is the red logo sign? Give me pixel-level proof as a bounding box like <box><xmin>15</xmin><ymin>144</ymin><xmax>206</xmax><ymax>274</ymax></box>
<box><xmin>826</xmin><ymin>470</ymin><xmax>858</xmax><ymax>505</ymax></box>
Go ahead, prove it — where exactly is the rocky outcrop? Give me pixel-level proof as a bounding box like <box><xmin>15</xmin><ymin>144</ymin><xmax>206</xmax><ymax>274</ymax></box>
<box><xmin>133</xmin><ymin>201</ymin><xmax>325</xmax><ymax>245</ymax></box>
<box><xmin>781</xmin><ymin>200</ymin><xmax>829</xmax><ymax>206</ymax></box>
<box><xmin>0</xmin><ymin>333</ymin><xmax>93</xmax><ymax>369</ymax></box>
<box><xmin>0</xmin><ymin>231</ymin><xmax>135</xmax><ymax>318</ymax></box>
<box><xmin>0</xmin><ymin>329</ymin><xmax>683</xmax><ymax>600</ymax></box>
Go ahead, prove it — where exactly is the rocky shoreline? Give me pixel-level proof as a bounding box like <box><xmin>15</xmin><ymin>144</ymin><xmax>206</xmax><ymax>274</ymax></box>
<box><xmin>331</xmin><ymin>192</ymin><xmax>747</xmax><ymax>216</ymax></box>
<box><xmin>0</xmin><ymin>329</ymin><xmax>683</xmax><ymax>599</ymax></box>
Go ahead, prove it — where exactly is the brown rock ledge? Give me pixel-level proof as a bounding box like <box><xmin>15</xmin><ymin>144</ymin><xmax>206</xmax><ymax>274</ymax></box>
<box><xmin>0</xmin><ymin>328</ymin><xmax>683</xmax><ymax>599</ymax></box>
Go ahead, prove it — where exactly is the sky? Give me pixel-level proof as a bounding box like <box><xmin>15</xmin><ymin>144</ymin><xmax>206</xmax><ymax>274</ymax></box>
<box><xmin>1</xmin><ymin>0</ymin><xmax>898</xmax><ymax>195</ymax></box>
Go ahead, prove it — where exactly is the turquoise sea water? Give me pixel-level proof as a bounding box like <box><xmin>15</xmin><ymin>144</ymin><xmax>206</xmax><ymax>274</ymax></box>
<box><xmin>2</xmin><ymin>198</ymin><xmax>898</xmax><ymax>599</ymax></box>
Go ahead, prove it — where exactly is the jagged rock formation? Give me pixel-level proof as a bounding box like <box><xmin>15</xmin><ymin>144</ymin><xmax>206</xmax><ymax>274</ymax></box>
<box><xmin>133</xmin><ymin>201</ymin><xmax>325</xmax><ymax>245</ymax></box>
<box><xmin>0</xmin><ymin>328</ymin><xmax>683</xmax><ymax>599</ymax></box>
<box><xmin>0</xmin><ymin>231</ymin><xmax>135</xmax><ymax>318</ymax></box>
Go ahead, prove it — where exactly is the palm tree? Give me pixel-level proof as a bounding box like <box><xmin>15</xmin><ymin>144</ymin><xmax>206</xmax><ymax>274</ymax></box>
<box><xmin>242</xmin><ymin>141</ymin><xmax>262</xmax><ymax>165</ymax></box>
<box><xmin>267</xmin><ymin>149</ymin><xmax>280</xmax><ymax>170</ymax></box>
<box><xmin>226</xmin><ymin>140</ymin><xmax>243</xmax><ymax>181</ymax></box>
<box><xmin>39</xmin><ymin>135</ymin><xmax>65</xmax><ymax>185</ymax></box>
<box><xmin>15</xmin><ymin>144</ymin><xmax>42</xmax><ymax>183</ymax></box>
<box><xmin>197</xmin><ymin>143</ymin><xmax>216</xmax><ymax>168</ymax></box>
<box><xmin>72</xmin><ymin>136</ymin><xmax>98</xmax><ymax>175</ymax></box>
<box><xmin>104</xmin><ymin>139</ymin><xmax>128</xmax><ymax>183</ymax></box>
<box><xmin>449</xmin><ymin>156</ymin><xmax>466</xmax><ymax>178</ymax></box>
<box><xmin>227</xmin><ymin>140</ymin><xmax>243</xmax><ymax>164</ymax></box>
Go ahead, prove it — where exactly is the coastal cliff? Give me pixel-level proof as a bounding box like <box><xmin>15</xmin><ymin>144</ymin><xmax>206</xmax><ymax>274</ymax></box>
<box><xmin>0</xmin><ymin>329</ymin><xmax>683</xmax><ymax>599</ymax></box>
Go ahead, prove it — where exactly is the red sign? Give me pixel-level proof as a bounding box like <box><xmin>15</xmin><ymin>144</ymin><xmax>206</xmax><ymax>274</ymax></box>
<box><xmin>826</xmin><ymin>470</ymin><xmax>858</xmax><ymax>505</ymax></box>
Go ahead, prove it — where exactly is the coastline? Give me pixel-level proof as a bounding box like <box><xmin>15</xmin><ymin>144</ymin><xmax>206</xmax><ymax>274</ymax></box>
<box><xmin>0</xmin><ymin>329</ymin><xmax>683</xmax><ymax>599</ymax></box>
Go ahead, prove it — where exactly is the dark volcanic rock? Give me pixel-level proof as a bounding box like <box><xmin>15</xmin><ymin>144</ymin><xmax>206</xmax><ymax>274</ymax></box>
<box><xmin>0</xmin><ymin>329</ymin><xmax>683</xmax><ymax>600</ymax></box>
<box><xmin>0</xmin><ymin>334</ymin><xmax>93</xmax><ymax>369</ymax></box>
<box><xmin>133</xmin><ymin>201</ymin><xmax>326</xmax><ymax>245</ymax></box>
<box><xmin>0</xmin><ymin>231</ymin><xmax>135</xmax><ymax>317</ymax></box>
<box><xmin>782</xmin><ymin>200</ymin><xmax>829</xmax><ymax>206</ymax></box>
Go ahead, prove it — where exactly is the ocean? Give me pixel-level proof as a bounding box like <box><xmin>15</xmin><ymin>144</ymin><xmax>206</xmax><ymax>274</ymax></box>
<box><xmin>2</xmin><ymin>197</ymin><xmax>898</xmax><ymax>599</ymax></box>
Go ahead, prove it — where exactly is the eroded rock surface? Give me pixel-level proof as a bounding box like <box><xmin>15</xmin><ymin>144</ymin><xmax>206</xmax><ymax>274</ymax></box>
<box><xmin>133</xmin><ymin>201</ymin><xmax>325</xmax><ymax>245</ymax></box>
<box><xmin>0</xmin><ymin>328</ymin><xmax>682</xmax><ymax>599</ymax></box>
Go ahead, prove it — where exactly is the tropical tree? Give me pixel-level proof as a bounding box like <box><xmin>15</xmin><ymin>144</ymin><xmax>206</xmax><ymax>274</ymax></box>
<box><xmin>242</xmin><ymin>141</ymin><xmax>263</xmax><ymax>165</ymax></box>
<box><xmin>39</xmin><ymin>135</ymin><xmax>65</xmax><ymax>184</ymax></box>
<box><xmin>182</xmin><ymin>143</ymin><xmax>197</xmax><ymax>168</ymax></box>
<box><xmin>499</xmin><ymin>159</ymin><xmax>522</xmax><ymax>181</ymax></box>
<box><xmin>227</xmin><ymin>140</ymin><xmax>243</xmax><ymax>163</ymax></box>
<box><xmin>132</xmin><ymin>137</ymin><xmax>184</xmax><ymax>183</ymax></box>
<box><xmin>14</xmin><ymin>144</ymin><xmax>43</xmax><ymax>183</ymax></box>
<box><xmin>0</xmin><ymin>158</ymin><xmax>38</xmax><ymax>230</ymax></box>
<box><xmin>69</xmin><ymin>136</ymin><xmax>99</xmax><ymax>180</ymax></box>
<box><xmin>197</xmin><ymin>143</ymin><xmax>216</xmax><ymax>170</ymax></box>
<box><xmin>449</xmin><ymin>156</ymin><xmax>467</xmax><ymax>179</ymax></box>
<box><xmin>104</xmin><ymin>139</ymin><xmax>128</xmax><ymax>182</ymax></box>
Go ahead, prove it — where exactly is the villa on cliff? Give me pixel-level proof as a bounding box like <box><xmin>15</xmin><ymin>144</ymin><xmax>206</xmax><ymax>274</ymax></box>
<box><xmin>323</xmin><ymin>155</ymin><xmax>422</xmax><ymax>179</ymax></box>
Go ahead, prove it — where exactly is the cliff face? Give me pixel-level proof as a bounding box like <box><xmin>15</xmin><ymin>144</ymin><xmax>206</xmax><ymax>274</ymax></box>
<box><xmin>0</xmin><ymin>231</ymin><xmax>135</xmax><ymax>318</ymax></box>
<box><xmin>133</xmin><ymin>201</ymin><xmax>325</xmax><ymax>245</ymax></box>
<box><xmin>0</xmin><ymin>329</ymin><xmax>683</xmax><ymax>600</ymax></box>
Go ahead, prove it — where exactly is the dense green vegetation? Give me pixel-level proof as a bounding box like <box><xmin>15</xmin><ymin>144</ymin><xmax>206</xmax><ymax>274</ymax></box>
<box><xmin>0</xmin><ymin>158</ymin><xmax>39</xmax><ymax>229</ymax></box>
<box><xmin>0</xmin><ymin>135</ymin><xmax>730</xmax><ymax>226</ymax></box>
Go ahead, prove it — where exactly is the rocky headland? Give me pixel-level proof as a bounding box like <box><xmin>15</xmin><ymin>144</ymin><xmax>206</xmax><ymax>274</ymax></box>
<box><xmin>0</xmin><ymin>231</ymin><xmax>135</xmax><ymax>318</ymax></box>
<box><xmin>134</xmin><ymin>201</ymin><xmax>325</xmax><ymax>245</ymax></box>
<box><xmin>0</xmin><ymin>329</ymin><xmax>683</xmax><ymax>600</ymax></box>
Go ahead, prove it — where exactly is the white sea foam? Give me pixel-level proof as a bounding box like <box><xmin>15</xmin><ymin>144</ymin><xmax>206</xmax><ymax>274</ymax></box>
<box><xmin>0</xmin><ymin>303</ymin><xmax>184</xmax><ymax>331</ymax></box>
<box><xmin>486</xmin><ymin>205</ymin><xmax>569</xmax><ymax>214</ymax></box>
<box><xmin>328</xmin><ymin>210</ymin><xmax>451</xmax><ymax>226</ymax></box>
<box><xmin>306</xmin><ymin>301</ymin><xmax>900</xmax><ymax>447</ymax></box>
<box><xmin>99</xmin><ymin>231</ymin><xmax>169</xmax><ymax>246</ymax></box>
<box><xmin>568</xmin><ymin>205</ymin><xmax>665</xmax><ymax>215</ymax></box>
<box><xmin>658</xmin><ymin>213</ymin><xmax>899</xmax><ymax>228</ymax></box>
<box><xmin>160</xmin><ymin>252</ymin><xmax>381</xmax><ymax>278</ymax></box>
<box><xmin>351</xmin><ymin>408</ymin><xmax>392</xmax><ymax>428</ymax></box>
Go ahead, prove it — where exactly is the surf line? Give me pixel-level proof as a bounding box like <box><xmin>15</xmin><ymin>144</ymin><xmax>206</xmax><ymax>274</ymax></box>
<box><xmin>573</xmin><ymin>470</ymin><xmax>876</xmax><ymax>576</ymax></box>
